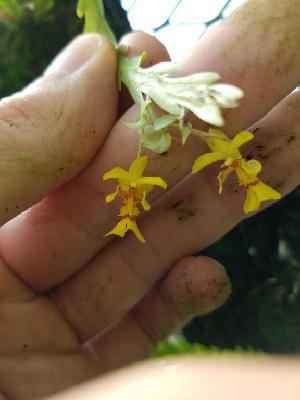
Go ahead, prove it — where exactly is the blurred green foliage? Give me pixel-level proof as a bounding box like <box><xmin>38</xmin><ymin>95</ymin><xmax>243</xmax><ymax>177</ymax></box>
<box><xmin>0</xmin><ymin>0</ymin><xmax>81</xmax><ymax>97</ymax></box>
<box><xmin>0</xmin><ymin>0</ymin><xmax>299</xmax><ymax>355</ymax></box>
<box><xmin>0</xmin><ymin>0</ymin><xmax>54</xmax><ymax>20</ymax></box>
<box><xmin>0</xmin><ymin>0</ymin><xmax>129</xmax><ymax>97</ymax></box>
<box><xmin>155</xmin><ymin>336</ymin><xmax>259</xmax><ymax>357</ymax></box>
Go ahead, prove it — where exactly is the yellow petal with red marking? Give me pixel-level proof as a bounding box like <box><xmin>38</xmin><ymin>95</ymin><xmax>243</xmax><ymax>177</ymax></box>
<box><xmin>105</xmin><ymin>218</ymin><xmax>145</xmax><ymax>243</ymax></box>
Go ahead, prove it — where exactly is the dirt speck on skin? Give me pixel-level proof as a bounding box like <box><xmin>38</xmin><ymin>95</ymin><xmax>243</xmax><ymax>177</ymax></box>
<box><xmin>185</xmin><ymin>282</ymin><xmax>193</xmax><ymax>295</ymax></box>
<box><xmin>287</xmin><ymin>134</ymin><xmax>296</xmax><ymax>144</ymax></box>
<box><xmin>207</xmin><ymin>277</ymin><xmax>229</xmax><ymax>298</ymax></box>
<box><xmin>274</xmin><ymin>181</ymin><xmax>286</xmax><ymax>190</ymax></box>
<box><xmin>165</xmin><ymin>199</ymin><xmax>184</xmax><ymax>210</ymax></box>
<box><xmin>246</xmin><ymin>143</ymin><xmax>266</xmax><ymax>160</ymax></box>
<box><xmin>178</xmin><ymin>209</ymin><xmax>197</xmax><ymax>222</ymax></box>
<box><xmin>262</xmin><ymin>146</ymin><xmax>282</xmax><ymax>161</ymax></box>
<box><xmin>248</xmin><ymin>144</ymin><xmax>281</xmax><ymax>163</ymax></box>
<box><xmin>255</xmin><ymin>144</ymin><xmax>265</xmax><ymax>151</ymax></box>
<box><xmin>171</xmin><ymin>164</ymin><xmax>180</xmax><ymax>173</ymax></box>
<box><xmin>85</xmin><ymin>279</ymin><xmax>109</xmax><ymax>313</ymax></box>
<box><xmin>165</xmin><ymin>195</ymin><xmax>198</xmax><ymax>223</ymax></box>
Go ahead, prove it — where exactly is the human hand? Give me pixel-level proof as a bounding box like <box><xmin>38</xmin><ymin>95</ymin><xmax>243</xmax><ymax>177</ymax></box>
<box><xmin>1</xmin><ymin>1</ymin><xmax>297</xmax><ymax>396</ymax></box>
<box><xmin>0</xmin><ymin>32</ymin><xmax>231</xmax><ymax>399</ymax></box>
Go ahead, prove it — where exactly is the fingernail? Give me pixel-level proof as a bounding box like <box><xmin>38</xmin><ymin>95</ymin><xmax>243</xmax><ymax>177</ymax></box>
<box><xmin>45</xmin><ymin>34</ymin><xmax>104</xmax><ymax>75</ymax></box>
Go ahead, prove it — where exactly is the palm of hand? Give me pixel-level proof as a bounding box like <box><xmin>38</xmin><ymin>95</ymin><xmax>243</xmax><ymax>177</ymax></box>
<box><xmin>0</xmin><ymin>268</ymin><xmax>97</xmax><ymax>399</ymax></box>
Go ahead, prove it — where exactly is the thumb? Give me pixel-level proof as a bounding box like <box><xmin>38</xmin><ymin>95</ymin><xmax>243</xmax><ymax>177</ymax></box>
<box><xmin>0</xmin><ymin>33</ymin><xmax>117</xmax><ymax>225</ymax></box>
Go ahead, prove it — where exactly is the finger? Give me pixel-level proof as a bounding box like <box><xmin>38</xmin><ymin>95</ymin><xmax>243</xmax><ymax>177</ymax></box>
<box><xmin>49</xmin><ymin>357</ymin><xmax>300</xmax><ymax>400</ymax></box>
<box><xmin>85</xmin><ymin>256</ymin><xmax>231</xmax><ymax>366</ymax></box>
<box><xmin>1</xmin><ymin>0</ymin><xmax>298</xmax><ymax>291</ymax></box>
<box><xmin>0</xmin><ymin>33</ymin><xmax>117</xmax><ymax>225</ymax></box>
<box><xmin>51</xmin><ymin>89</ymin><xmax>300</xmax><ymax>341</ymax></box>
<box><xmin>179</xmin><ymin>0</ymin><xmax>300</xmax><ymax>133</ymax></box>
<box><xmin>118</xmin><ymin>32</ymin><xmax>170</xmax><ymax>115</ymax></box>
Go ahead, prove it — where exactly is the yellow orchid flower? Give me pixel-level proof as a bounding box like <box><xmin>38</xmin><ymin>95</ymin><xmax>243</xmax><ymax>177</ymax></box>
<box><xmin>103</xmin><ymin>155</ymin><xmax>167</xmax><ymax>210</ymax></box>
<box><xmin>103</xmin><ymin>156</ymin><xmax>167</xmax><ymax>242</ymax></box>
<box><xmin>192</xmin><ymin>129</ymin><xmax>254</xmax><ymax>193</ymax></box>
<box><xmin>192</xmin><ymin>129</ymin><xmax>281</xmax><ymax>213</ymax></box>
<box><xmin>236</xmin><ymin>159</ymin><xmax>281</xmax><ymax>214</ymax></box>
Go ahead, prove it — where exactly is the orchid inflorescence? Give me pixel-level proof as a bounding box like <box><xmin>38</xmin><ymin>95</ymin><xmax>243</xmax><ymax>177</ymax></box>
<box><xmin>103</xmin><ymin>51</ymin><xmax>281</xmax><ymax>242</ymax></box>
<box><xmin>77</xmin><ymin>1</ymin><xmax>281</xmax><ymax>244</ymax></box>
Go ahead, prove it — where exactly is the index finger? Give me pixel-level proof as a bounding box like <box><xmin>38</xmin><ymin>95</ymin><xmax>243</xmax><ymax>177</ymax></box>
<box><xmin>180</xmin><ymin>0</ymin><xmax>300</xmax><ymax>133</ymax></box>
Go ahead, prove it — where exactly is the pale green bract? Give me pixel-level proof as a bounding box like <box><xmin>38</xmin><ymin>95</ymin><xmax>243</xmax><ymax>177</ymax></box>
<box><xmin>120</xmin><ymin>54</ymin><xmax>243</xmax><ymax>126</ymax></box>
<box><xmin>119</xmin><ymin>50</ymin><xmax>244</xmax><ymax>153</ymax></box>
<box><xmin>77</xmin><ymin>0</ymin><xmax>116</xmax><ymax>44</ymax></box>
<box><xmin>118</xmin><ymin>50</ymin><xmax>147</xmax><ymax>106</ymax></box>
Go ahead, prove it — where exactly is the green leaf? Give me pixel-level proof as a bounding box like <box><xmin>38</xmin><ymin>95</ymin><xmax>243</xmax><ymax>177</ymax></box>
<box><xmin>77</xmin><ymin>0</ymin><xmax>116</xmax><ymax>44</ymax></box>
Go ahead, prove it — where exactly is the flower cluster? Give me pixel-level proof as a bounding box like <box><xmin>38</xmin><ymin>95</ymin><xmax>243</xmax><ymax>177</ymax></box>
<box><xmin>119</xmin><ymin>50</ymin><xmax>244</xmax><ymax>154</ymax></box>
<box><xmin>103</xmin><ymin>156</ymin><xmax>167</xmax><ymax>242</ymax></box>
<box><xmin>77</xmin><ymin>0</ymin><xmax>283</xmax><ymax>243</ymax></box>
<box><xmin>102</xmin><ymin>51</ymin><xmax>281</xmax><ymax>243</ymax></box>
